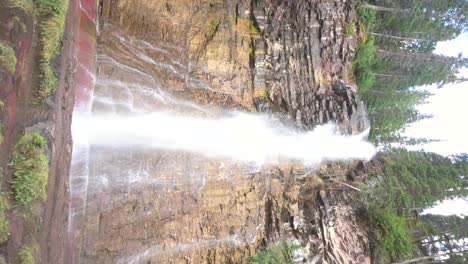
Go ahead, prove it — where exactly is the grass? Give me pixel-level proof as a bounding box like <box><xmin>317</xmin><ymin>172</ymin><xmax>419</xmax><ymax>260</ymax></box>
<box><xmin>0</xmin><ymin>193</ymin><xmax>10</xmax><ymax>244</ymax></box>
<box><xmin>0</xmin><ymin>42</ymin><xmax>17</xmax><ymax>74</ymax></box>
<box><xmin>9</xmin><ymin>133</ymin><xmax>49</xmax><ymax>209</ymax></box>
<box><xmin>251</xmin><ymin>241</ymin><xmax>299</xmax><ymax>264</ymax></box>
<box><xmin>17</xmin><ymin>243</ymin><xmax>38</xmax><ymax>264</ymax></box>
<box><xmin>35</xmin><ymin>0</ymin><xmax>69</xmax><ymax>104</ymax></box>
<box><xmin>6</xmin><ymin>0</ymin><xmax>33</xmax><ymax>13</ymax></box>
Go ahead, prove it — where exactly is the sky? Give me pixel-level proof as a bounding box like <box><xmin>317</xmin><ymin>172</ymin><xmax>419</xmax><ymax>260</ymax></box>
<box><xmin>404</xmin><ymin>34</ymin><xmax>468</xmax><ymax>217</ymax></box>
<box><xmin>422</xmin><ymin>197</ymin><xmax>468</xmax><ymax>218</ymax></box>
<box><xmin>405</xmin><ymin>33</ymin><xmax>468</xmax><ymax>156</ymax></box>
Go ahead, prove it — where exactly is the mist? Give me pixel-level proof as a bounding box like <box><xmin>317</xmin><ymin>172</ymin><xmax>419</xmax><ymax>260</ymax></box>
<box><xmin>72</xmin><ymin>111</ymin><xmax>376</xmax><ymax>165</ymax></box>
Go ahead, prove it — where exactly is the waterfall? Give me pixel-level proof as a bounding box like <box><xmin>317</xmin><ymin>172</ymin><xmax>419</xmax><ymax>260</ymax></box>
<box><xmin>73</xmin><ymin>112</ymin><xmax>375</xmax><ymax>165</ymax></box>
<box><xmin>69</xmin><ymin>0</ymin><xmax>97</xmax><ymax>261</ymax></box>
<box><xmin>69</xmin><ymin>14</ymin><xmax>375</xmax><ymax>262</ymax></box>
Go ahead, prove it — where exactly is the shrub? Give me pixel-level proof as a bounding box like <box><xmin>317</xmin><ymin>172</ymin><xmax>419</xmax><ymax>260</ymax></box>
<box><xmin>356</xmin><ymin>5</ymin><xmax>377</xmax><ymax>32</ymax></box>
<box><xmin>251</xmin><ymin>241</ymin><xmax>299</xmax><ymax>264</ymax></box>
<box><xmin>35</xmin><ymin>0</ymin><xmax>69</xmax><ymax>104</ymax></box>
<box><xmin>9</xmin><ymin>133</ymin><xmax>49</xmax><ymax>209</ymax></box>
<box><xmin>0</xmin><ymin>42</ymin><xmax>17</xmax><ymax>74</ymax></box>
<box><xmin>368</xmin><ymin>209</ymin><xmax>413</xmax><ymax>262</ymax></box>
<box><xmin>17</xmin><ymin>244</ymin><xmax>37</xmax><ymax>264</ymax></box>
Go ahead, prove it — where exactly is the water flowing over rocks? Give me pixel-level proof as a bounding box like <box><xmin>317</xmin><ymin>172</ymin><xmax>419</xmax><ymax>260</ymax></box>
<box><xmin>99</xmin><ymin>0</ymin><xmax>368</xmax><ymax>134</ymax></box>
<box><xmin>62</xmin><ymin>0</ymin><xmax>373</xmax><ymax>263</ymax></box>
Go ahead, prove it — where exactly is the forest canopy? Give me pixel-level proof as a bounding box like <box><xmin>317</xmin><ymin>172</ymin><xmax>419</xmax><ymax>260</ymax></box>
<box><xmin>353</xmin><ymin>0</ymin><xmax>468</xmax><ymax>145</ymax></box>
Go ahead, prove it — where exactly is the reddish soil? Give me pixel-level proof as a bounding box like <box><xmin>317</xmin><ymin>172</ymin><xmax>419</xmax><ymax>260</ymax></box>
<box><xmin>0</xmin><ymin>0</ymin><xmax>79</xmax><ymax>262</ymax></box>
<box><xmin>0</xmin><ymin>4</ymin><xmax>35</xmax><ymax>263</ymax></box>
<box><xmin>40</xmin><ymin>0</ymin><xmax>80</xmax><ymax>262</ymax></box>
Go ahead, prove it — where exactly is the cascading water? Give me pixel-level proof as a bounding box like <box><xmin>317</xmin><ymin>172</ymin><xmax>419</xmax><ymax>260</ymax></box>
<box><xmin>69</xmin><ymin>10</ymin><xmax>375</xmax><ymax>263</ymax></box>
<box><xmin>73</xmin><ymin>113</ymin><xmax>374</xmax><ymax>165</ymax></box>
<box><xmin>69</xmin><ymin>0</ymin><xmax>97</xmax><ymax>261</ymax></box>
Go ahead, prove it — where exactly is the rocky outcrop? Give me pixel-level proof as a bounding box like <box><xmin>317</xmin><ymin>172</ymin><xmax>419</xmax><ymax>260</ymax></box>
<box><xmin>262</xmin><ymin>0</ymin><xmax>363</xmax><ymax>130</ymax></box>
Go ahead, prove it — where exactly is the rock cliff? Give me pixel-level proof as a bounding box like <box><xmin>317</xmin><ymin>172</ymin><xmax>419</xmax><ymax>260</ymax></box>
<box><xmin>68</xmin><ymin>0</ymin><xmax>372</xmax><ymax>263</ymax></box>
<box><xmin>1</xmin><ymin>0</ymin><xmax>372</xmax><ymax>263</ymax></box>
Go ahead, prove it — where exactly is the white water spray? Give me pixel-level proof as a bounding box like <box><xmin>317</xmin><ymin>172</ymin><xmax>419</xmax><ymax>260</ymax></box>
<box><xmin>73</xmin><ymin>111</ymin><xmax>375</xmax><ymax>165</ymax></box>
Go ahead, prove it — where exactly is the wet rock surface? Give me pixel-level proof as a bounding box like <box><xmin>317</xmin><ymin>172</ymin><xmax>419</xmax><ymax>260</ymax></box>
<box><xmin>67</xmin><ymin>0</ymin><xmax>372</xmax><ymax>263</ymax></box>
<box><xmin>99</xmin><ymin>0</ymin><xmax>368</xmax><ymax>134</ymax></box>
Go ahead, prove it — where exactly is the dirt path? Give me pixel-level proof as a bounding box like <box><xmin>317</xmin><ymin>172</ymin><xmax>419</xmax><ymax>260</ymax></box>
<box><xmin>40</xmin><ymin>0</ymin><xmax>79</xmax><ymax>262</ymax></box>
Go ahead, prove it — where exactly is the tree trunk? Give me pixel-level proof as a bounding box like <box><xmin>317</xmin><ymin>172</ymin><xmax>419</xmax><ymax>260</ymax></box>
<box><xmin>374</xmin><ymin>73</ymin><xmax>408</xmax><ymax>78</ymax></box>
<box><xmin>390</xmin><ymin>256</ymin><xmax>433</xmax><ymax>264</ymax></box>
<box><xmin>362</xmin><ymin>3</ymin><xmax>410</xmax><ymax>13</ymax></box>
<box><xmin>370</xmin><ymin>32</ymin><xmax>425</xmax><ymax>42</ymax></box>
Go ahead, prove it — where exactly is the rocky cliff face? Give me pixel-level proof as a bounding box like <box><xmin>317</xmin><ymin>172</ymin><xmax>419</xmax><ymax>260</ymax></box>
<box><xmin>100</xmin><ymin>0</ymin><xmax>369</xmax><ymax>133</ymax></box>
<box><xmin>65</xmin><ymin>0</ymin><xmax>372</xmax><ymax>263</ymax></box>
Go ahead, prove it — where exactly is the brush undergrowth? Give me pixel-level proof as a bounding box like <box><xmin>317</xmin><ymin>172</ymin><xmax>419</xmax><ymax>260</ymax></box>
<box><xmin>0</xmin><ymin>42</ymin><xmax>17</xmax><ymax>74</ymax></box>
<box><xmin>9</xmin><ymin>133</ymin><xmax>49</xmax><ymax>210</ymax></box>
<box><xmin>251</xmin><ymin>241</ymin><xmax>299</xmax><ymax>264</ymax></box>
<box><xmin>35</xmin><ymin>0</ymin><xmax>69</xmax><ymax>104</ymax></box>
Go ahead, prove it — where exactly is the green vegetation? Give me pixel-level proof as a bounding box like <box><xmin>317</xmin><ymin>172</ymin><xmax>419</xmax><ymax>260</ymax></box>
<box><xmin>0</xmin><ymin>193</ymin><xmax>10</xmax><ymax>244</ymax></box>
<box><xmin>17</xmin><ymin>243</ymin><xmax>37</xmax><ymax>264</ymax></box>
<box><xmin>248</xmin><ymin>46</ymin><xmax>254</xmax><ymax>57</ymax></box>
<box><xmin>249</xmin><ymin>20</ymin><xmax>260</xmax><ymax>33</ymax></box>
<box><xmin>368</xmin><ymin>210</ymin><xmax>413</xmax><ymax>262</ymax></box>
<box><xmin>7</xmin><ymin>0</ymin><xmax>33</xmax><ymax>13</ymax></box>
<box><xmin>352</xmin><ymin>1</ymin><xmax>468</xmax><ymax>144</ymax></box>
<box><xmin>251</xmin><ymin>241</ymin><xmax>299</xmax><ymax>264</ymax></box>
<box><xmin>262</xmin><ymin>89</ymin><xmax>270</xmax><ymax>99</ymax></box>
<box><xmin>0</xmin><ymin>125</ymin><xmax>3</xmax><ymax>146</ymax></box>
<box><xmin>9</xmin><ymin>133</ymin><xmax>49</xmax><ymax>209</ymax></box>
<box><xmin>0</xmin><ymin>100</ymin><xmax>3</xmax><ymax>145</ymax></box>
<box><xmin>345</xmin><ymin>22</ymin><xmax>356</xmax><ymax>37</ymax></box>
<box><xmin>352</xmin><ymin>6</ymin><xmax>378</xmax><ymax>94</ymax></box>
<box><xmin>35</xmin><ymin>0</ymin><xmax>69</xmax><ymax>104</ymax></box>
<box><xmin>352</xmin><ymin>37</ymin><xmax>377</xmax><ymax>94</ymax></box>
<box><xmin>361</xmin><ymin>150</ymin><xmax>468</xmax><ymax>262</ymax></box>
<box><xmin>206</xmin><ymin>19</ymin><xmax>220</xmax><ymax>39</ymax></box>
<box><xmin>0</xmin><ymin>42</ymin><xmax>17</xmax><ymax>74</ymax></box>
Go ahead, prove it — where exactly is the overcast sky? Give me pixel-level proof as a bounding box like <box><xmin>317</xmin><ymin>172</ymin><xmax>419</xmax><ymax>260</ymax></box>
<box><xmin>405</xmin><ymin>33</ymin><xmax>468</xmax><ymax>156</ymax></box>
